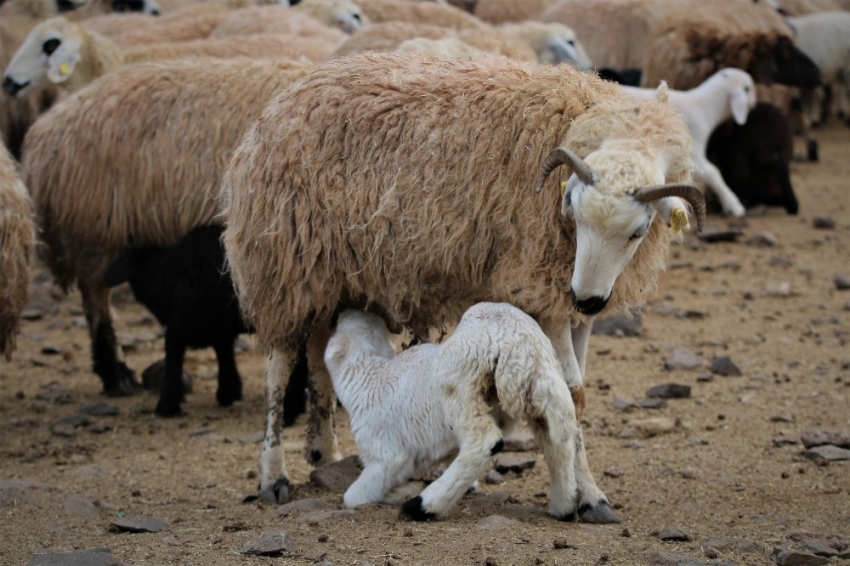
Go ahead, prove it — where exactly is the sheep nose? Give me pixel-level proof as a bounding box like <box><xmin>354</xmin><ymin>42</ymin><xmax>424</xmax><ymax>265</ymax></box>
<box><xmin>571</xmin><ymin>290</ymin><xmax>609</xmax><ymax>316</ymax></box>
<box><xmin>2</xmin><ymin>77</ymin><xmax>24</xmax><ymax>97</ymax></box>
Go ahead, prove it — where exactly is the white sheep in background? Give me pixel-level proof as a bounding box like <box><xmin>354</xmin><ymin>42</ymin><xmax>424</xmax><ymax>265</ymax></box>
<box><xmin>621</xmin><ymin>68</ymin><xmax>757</xmax><ymax>217</ymax></box>
<box><xmin>498</xmin><ymin>21</ymin><xmax>593</xmax><ymax>69</ymax></box>
<box><xmin>325</xmin><ymin>304</ymin><xmax>579</xmax><ymax>521</ymax></box>
<box><xmin>292</xmin><ymin>0</ymin><xmax>369</xmax><ymax>34</ymax></box>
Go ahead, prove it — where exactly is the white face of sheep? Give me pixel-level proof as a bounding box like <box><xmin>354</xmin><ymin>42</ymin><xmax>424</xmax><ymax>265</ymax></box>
<box><xmin>330</xmin><ymin>2</ymin><xmax>368</xmax><ymax>34</ymax></box>
<box><xmin>2</xmin><ymin>19</ymin><xmax>79</xmax><ymax>97</ymax></box>
<box><xmin>536</xmin><ymin>148</ymin><xmax>706</xmax><ymax>317</ymax></box>
<box><xmin>543</xmin><ymin>25</ymin><xmax>593</xmax><ymax>70</ymax></box>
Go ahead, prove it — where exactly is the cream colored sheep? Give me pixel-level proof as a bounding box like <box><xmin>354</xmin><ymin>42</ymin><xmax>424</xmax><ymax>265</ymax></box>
<box><xmin>0</xmin><ymin>142</ymin><xmax>33</xmax><ymax>361</ymax></box>
<box><xmin>358</xmin><ymin>0</ymin><xmax>486</xmax><ymax>30</ymax></box>
<box><xmin>209</xmin><ymin>5</ymin><xmax>347</xmax><ymax>42</ymax></box>
<box><xmin>396</xmin><ymin>36</ymin><xmax>481</xmax><ymax>59</ymax></box>
<box><xmin>21</xmin><ymin>57</ymin><xmax>311</xmax><ymax>396</ymax></box>
<box><xmin>292</xmin><ymin>0</ymin><xmax>369</xmax><ymax>34</ymax></box>
<box><xmin>466</xmin><ymin>0</ymin><xmax>553</xmax><ymax>24</ymax></box>
<box><xmin>222</xmin><ymin>52</ymin><xmax>703</xmax><ymax>517</ymax></box>
<box><xmin>498</xmin><ymin>21</ymin><xmax>593</xmax><ymax>68</ymax></box>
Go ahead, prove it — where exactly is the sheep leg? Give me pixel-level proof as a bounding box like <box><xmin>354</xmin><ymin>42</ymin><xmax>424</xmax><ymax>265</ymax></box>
<box><xmin>345</xmin><ymin>458</ymin><xmax>412</xmax><ymax>508</ymax></box>
<box><xmin>155</xmin><ymin>328</ymin><xmax>188</xmax><ymax>417</ymax></box>
<box><xmin>305</xmin><ymin>323</ymin><xmax>342</xmax><ymax>467</ymax></box>
<box><xmin>212</xmin><ymin>338</ymin><xmax>243</xmax><ymax>408</ymax></box>
<box><xmin>259</xmin><ymin>347</ymin><xmax>296</xmax><ymax>504</ymax></box>
<box><xmin>78</xmin><ymin>276</ymin><xmax>140</xmax><ymax>396</ymax></box>
<box><xmin>571</xmin><ymin>319</ymin><xmax>591</xmax><ymax>378</ymax></box>
<box><xmin>692</xmin><ymin>156</ymin><xmax>746</xmax><ymax>217</ymax></box>
<box><xmin>540</xmin><ymin>319</ymin><xmax>620</xmax><ymax>524</ymax></box>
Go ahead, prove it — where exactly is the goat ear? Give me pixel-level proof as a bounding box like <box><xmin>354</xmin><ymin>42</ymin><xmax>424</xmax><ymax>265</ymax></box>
<box><xmin>104</xmin><ymin>253</ymin><xmax>137</xmax><ymax>287</ymax></box>
<box><xmin>46</xmin><ymin>41</ymin><xmax>80</xmax><ymax>84</ymax></box>
<box><xmin>731</xmin><ymin>89</ymin><xmax>750</xmax><ymax>125</ymax></box>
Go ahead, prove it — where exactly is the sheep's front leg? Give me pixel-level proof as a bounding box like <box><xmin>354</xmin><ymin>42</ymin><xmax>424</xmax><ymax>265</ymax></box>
<box><xmin>692</xmin><ymin>155</ymin><xmax>747</xmax><ymax>217</ymax></box>
<box><xmin>155</xmin><ymin>327</ymin><xmax>188</xmax><ymax>417</ymax></box>
<box><xmin>212</xmin><ymin>338</ymin><xmax>243</xmax><ymax>408</ymax></box>
<box><xmin>78</xmin><ymin>275</ymin><xmax>140</xmax><ymax>396</ymax></box>
<box><xmin>540</xmin><ymin>319</ymin><xmax>620</xmax><ymax>524</ymax></box>
<box><xmin>259</xmin><ymin>347</ymin><xmax>296</xmax><ymax>503</ymax></box>
<box><xmin>345</xmin><ymin>459</ymin><xmax>412</xmax><ymax>508</ymax></box>
<box><xmin>305</xmin><ymin>323</ymin><xmax>342</xmax><ymax>466</ymax></box>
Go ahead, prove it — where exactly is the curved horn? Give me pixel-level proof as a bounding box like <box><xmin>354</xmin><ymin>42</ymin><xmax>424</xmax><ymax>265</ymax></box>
<box><xmin>634</xmin><ymin>184</ymin><xmax>707</xmax><ymax>233</ymax></box>
<box><xmin>534</xmin><ymin>147</ymin><xmax>594</xmax><ymax>193</ymax></box>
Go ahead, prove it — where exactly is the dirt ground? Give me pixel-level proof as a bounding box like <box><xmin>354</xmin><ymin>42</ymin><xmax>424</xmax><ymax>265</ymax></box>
<box><xmin>1</xmin><ymin>123</ymin><xmax>849</xmax><ymax>566</ymax></box>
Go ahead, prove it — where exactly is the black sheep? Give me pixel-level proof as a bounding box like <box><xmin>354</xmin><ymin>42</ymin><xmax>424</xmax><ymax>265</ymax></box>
<box><xmin>707</xmin><ymin>102</ymin><xmax>799</xmax><ymax>215</ymax></box>
<box><xmin>597</xmin><ymin>67</ymin><xmax>643</xmax><ymax>86</ymax></box>
<box><xmin>105</xmin><ymin>225</ymin><xmax>307</xmax><ymax>420</ymax></box>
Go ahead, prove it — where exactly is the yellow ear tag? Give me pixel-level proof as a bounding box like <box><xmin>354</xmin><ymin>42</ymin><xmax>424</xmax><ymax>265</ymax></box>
<box><xmin>58</xmin><ymin>62</ymin><xmax>71</xmax><ymax>76</ymax></box>
<box><xmin>669</xmin><ymin>207</ymin><xmax>688</xmax><ymax>232</ymax></box>
<box><xmin>560</xmin><ymin>180</ymin><xmax>568</xmax><ymax>196</ymax></box>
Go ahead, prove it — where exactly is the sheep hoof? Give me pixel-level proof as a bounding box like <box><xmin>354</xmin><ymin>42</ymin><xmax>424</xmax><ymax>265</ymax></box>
<box><xmin>553</xmin><ymin>511</ymin><xmax>578</xmax><ymax>522</ymax></box>
<box><xmin>216</xmin><ymin>385</ymin><xmax>243</xmax><ymax>407</ymax></box>
<box><xmin>398</xmin><ymin>496</ymin><xmax>436</xmax><ymax>522</ymax></box>
<box><xmin>104</xmin><ymin>363</ymin><xmax>142</xmax><ymax>397</ymax></box>
<box><xmin>259</xmin><ymin>478</ymin><xmax>290</xmax><ymax>504</ymax></box>
<box><xmin>578</xmin><ymin>500</ymin><xmax>621</xmax><ymax>524</ymax></box>
<box><xmin>155</xmin><ymin>399</ymin><xmax>183</xmax><ymax>418</ymax></box>
<box><xmin>807</xmin><ymin>140</ymin><xmax>819</xmax><ymax>162</ymax></box>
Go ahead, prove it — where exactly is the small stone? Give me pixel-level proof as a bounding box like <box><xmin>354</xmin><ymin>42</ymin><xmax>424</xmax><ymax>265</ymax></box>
<box><xmin>476</xmin><ymin>515</ymin><xmax>518</xmax><ymax>530</ymax></box>
<box><xmin>310</xmin><ymin>455</ymin><xmax>363</xmax><ymax>493</ymax></box>
<box><xmin>773</xmin><ymin>437</ymin><xmax>798</xmax><ymax>447</ymax></box>
<box><xmin>484</xmin><ymin>470</ymin><xmax>505</xmax><ymax>485</ymax></box>
<box><xmin>766</xmin><ymin>282</ymin><xmax>793</xmax><ymax>297</ymax></box>
<box><xmin>294</xmin><ymin>509</ymin><xmax>357</xmax><ymax>524</ymax></box>
<box><xmin>80</xmin><ymin>403</ymin><xmax>119</xmax><ymax>417</ymax></box>
<box><xmin>710</xmin><ymin>356</ymin><xmax>742</xmax><ymax>376</ymax></box>
<box><xmin>493</xmin><ymin>455</ymin><xmax>536</xmax><ymax>474</ymax></box>
<box><xmin>62</xmin><ymin>494</ymin><xmax>100</xmax><ymax>517</ymax></box>
<box><xmin>664</xmin><ymin>347</ymin><xmax>703</xmax><ymax>371</ymax></box>
<box><xmin>800</xmin><ymin>429</ymin><xmax>850</xmax><ymax>449</ymax></box>
<box><xmin>835</xmin><ymin>275</ymin><xmax>850</xmax><ymax>291</ymax></box>
<box><xmin>746</xmin><ymin>231</ymin><xmax>778</xmax><ymax>247</ymax></box>
<box><xmin>27</xmin><ymin>549</ymin><xmax>124</xmax><ymax>566</ymax></box>
<box><xmin>110</xmin><ymin>517</ymin><xmax>170</xmax><ymax>533</ymax></box>
<box><xmin>701</xmin><ymin>537</ymin><xmax>765</xmax><ymax>555</ymax></box>
<box><xmin>812</xmin><ymin>215</ymin><xmax>835</xmax><ymax>229</ymax></box>
<box><xmin>781</xmin><ymin>530</ymin><xmax>849</xmax><ymax>553</ymax></box>
<box><xmin>638</xmin><ymin>398</ymin><xmax>668</xmax><ymax>409</ymax></box>
<box><xmin>553</xmin><ymin>537</ymin><xmax>576</xmax><ymax>549</ymax></box>
<box><xmin>603</xmin><ymin>467</ymin><xmax>624</xmax><ymax>478</ymax></box>
<box><xmin>658</xmin><ymin>526</ymin><xmax>691</xmax><ymax>542</ymax></box>
<box><xmin>160</xmin><ymin>536</ymin><xmax>179</xmax><ymax>546</ymax></box>
<box><xmin>646</xmin><ymin>383</ymin><xmax>691</xmax><ymax>399</ymax></box>
<box><xmin>502</xmin><ymin>430</ymin><xmax>537</xmax><ymax>452</ymax></box>
<box><xmin>276</xmin><ymin>498</ymin><xmax>333</xmax><ymax>517</ymax></box>
<box><xmin>698</xmin><ymin>226</ymin><xmax>743</xmax><ymax>243</ymax></box>
<box><xmin>592</xmin><ymin>312</ymin><xmax>642</xmax><ymax>337</ymax></box>
<box><xmin>802</xmin><ymin>445</ymin><xmax>850</xmax><ymax>461</ymax></box>
<box><xmin>238</xmin><ymin>432</ymin><xmax>264</xmax><ymax>444</ymax></box>
<box><xmin>40</xmin><ymin>345</ymin><xmax>62</xmax><ymax>355</ymax></box>
<box><xmin>774</xmin><ymin>550</ymin><xmax>829</xmax><ymax>565</ymax></box>
<box><xmin>237</xmin><ymin>531</ymin><xmax>297</xmax><ymax>556</ymax></box>
<box><xmin>680</xmin><ymin>467</ymin><xmax>699</xmax><ymax>479</ymax></box>
<box><xmin>612</xmin><ymin>397</ymin><xmax>638</xmax><ymax>411</ymax></box>
<box><xmin>625</xmin><ymin>417</ymin><xmax>678</xmax><ymax>438</ymax></box>
<box><xmin>696</xmin><ymin>373</ymin><xmax>714</xmax><ymax>382</ymax></box>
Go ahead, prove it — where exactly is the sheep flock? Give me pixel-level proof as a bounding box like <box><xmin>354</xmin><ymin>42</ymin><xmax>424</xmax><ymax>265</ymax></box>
<box><xmin>0</xmin><ymin>0</ymin><xmax>848</xmax><ymax>563</ymax></box>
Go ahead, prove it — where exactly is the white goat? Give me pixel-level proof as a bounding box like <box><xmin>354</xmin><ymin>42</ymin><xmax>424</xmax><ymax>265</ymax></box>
<box><xmin>324</xmin><ymin>304</ymin><xmax>579</xmax><ymax>521</ymax></box>
<box><xmin>622</xmin><ymin>68</ymin><xmax>757</xmax><ymax>217</ymax></box>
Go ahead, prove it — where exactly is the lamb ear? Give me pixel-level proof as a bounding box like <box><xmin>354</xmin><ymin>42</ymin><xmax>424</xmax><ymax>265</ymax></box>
<box><xmin>731</xmin><ymin>88</ymin><xmax>750</xmax><ymax>125</ymax></box>
<box><xmin>46</xmin><ymin>42</ymin><xmax>80</xmax><ymax>84</ymax></box>
<box><xmin>323</xmin><ymin>337</ymin><xmax>349</xmax><ymax>367</ymax></box>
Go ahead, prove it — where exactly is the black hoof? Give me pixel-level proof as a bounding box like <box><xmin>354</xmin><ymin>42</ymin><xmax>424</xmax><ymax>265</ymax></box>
<box><xmin>578</xmin><ymin>500</ymin><xmax>621</xmax><ymax>524</ymax></box>
<box><xmin>807</xmin><ymin>139</ymin><xmax>819</xmax><ymax>162</ymax></box>
<box><xmin>259</xmin><ymin>478</ymin><xmax>290</xmax><ymax>504</ymax></box>
<box><xmin>155</xmin><ymin>399</ymin><xmax>183</xmax><ymax>418</ymax></box>
<box><xmin>554</xmin><ymin>511</ymin><xmax>578</xmax><ymax>522</ymax></box>
<box><xmin>104</xmin><ymin>363</ymin><xmax>142</xmax><ymax>397</ymax></box>
<box><xmin>216</xmin><ymin>385</ymin><xmax>242</xmax><ymax>407</ymax></box>
<box><xmin>398</xmin><ymin>496</ymin><xmax>436</xmax><ymax>522</ymax></box>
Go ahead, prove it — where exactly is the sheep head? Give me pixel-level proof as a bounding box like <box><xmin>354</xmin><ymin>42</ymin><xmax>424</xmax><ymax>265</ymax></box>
<box><xmin>325</xmin><ymin>310</ymin><xmax>396</xmax><ymax>373</ymax></box>
<box><xmin>2</xmin><ymin>17</ymin><xmax>82</xmax><ymax>97</ymax></box>
<box><xmin>536</xmin><ymin>146</ymin><xmax>705</xmax><ymax>317</ymax></box>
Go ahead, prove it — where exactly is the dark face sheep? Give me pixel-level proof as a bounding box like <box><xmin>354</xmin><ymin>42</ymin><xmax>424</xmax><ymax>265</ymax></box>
<box><xmin>706</xmin><ymin>102</ymin><xmax>798</xmax><ymax>214</ymax></box>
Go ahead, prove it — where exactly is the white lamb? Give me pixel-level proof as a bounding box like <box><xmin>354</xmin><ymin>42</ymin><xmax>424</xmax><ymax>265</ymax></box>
<box><xmin>324</xmin><ymin>303</ymin><xmax>580</xmax><ymax>521</ymax></box>
<box><xmin>621</xmin><ymin>68</ymin><xmax>757</xmax><ymax>217</ymax></box>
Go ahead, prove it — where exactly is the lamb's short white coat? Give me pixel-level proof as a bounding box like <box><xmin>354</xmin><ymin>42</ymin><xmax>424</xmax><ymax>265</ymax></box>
<box><xmin>324</xmin><ymin>303</ymin><xmax>580</xmax><ymax>520</ymax></box>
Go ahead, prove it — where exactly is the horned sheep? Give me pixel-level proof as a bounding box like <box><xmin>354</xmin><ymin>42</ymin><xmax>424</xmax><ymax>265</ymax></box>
<box><xmin>0</xmin><ymin>142</ymin><xmax>33</xmax><ymax>361</ymax></box>
<box><xmin>325</xmin><ymin>304</ymin><xmax>580</xmax><ymax>520</ymax></box>
<box><xmin>21</xmin><ymin>57</ymin><xmax>311</xmax><ymax>398</ymax></box>
<box><xmin>221</xmin><ymin>52</ymin><xmax>705</xmax><ymax>517</ymax></box>
<box><xmin>621</xmin><ymin>68</ymin><xmax>758</xmax><ymax>217</ymax></box>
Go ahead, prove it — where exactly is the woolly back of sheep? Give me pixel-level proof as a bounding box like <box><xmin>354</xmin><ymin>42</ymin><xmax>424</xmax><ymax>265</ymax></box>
<box><xmin>22</xmin><ymin>57</ymin><xmax>311</xmax><ymax>288</ymax></box>
<box><xmin>210</xmin><ymin>7</ymin><xmax>346</xmax><ymax>42</ymax></box>
<box><xmin>0</xmin><ymin>143</ymin><xmax>33</xmax><ymax>360</ymax></box>
<box><xmin>359</xmin><ymin>0</ymin><xmax>487</xmax><ymax>30</ymax></box>
<box><xmin>473</xmin><ymin>0</ymin><xmax>553</xmax><ymax>24</ymax></box>
<box><xmin>223</xmin><ymin>53</ymin><xmax>690</xmax><ymax>350</ymax></box>
<box><xmin>124</xmin><ymin>34</ymin><xmax>335</xmax><ymax>63</ymax></box>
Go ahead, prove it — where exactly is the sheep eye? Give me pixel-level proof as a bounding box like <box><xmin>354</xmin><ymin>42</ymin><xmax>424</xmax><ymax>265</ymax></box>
<box><xmin>43</xmin><ymin>38</ymin><xmax>61</xmax><ymax>55</ymax></box>
<box><xmin>567</xmin><ymin>39</ymin><xmax>575</xmax><ymax>46</ymax></box>
<box><xmin>352</xmin><ymin>13</ymin><xmax>361</xmax><ymax>21</ymax></box>
<box><xmin>629</xmin><ymin>226</ymin><xmax>648</xmax><ymax>241</ymax></box>
<box><xmin>744</xmin><ymin>85</ymin><xmax>751</xmax><ymax>92</ymax></box>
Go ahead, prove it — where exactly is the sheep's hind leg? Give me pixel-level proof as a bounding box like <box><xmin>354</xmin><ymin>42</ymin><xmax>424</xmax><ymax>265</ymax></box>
<box><xmin>305</xmin><ymin>324</ymin><xmax>342</xmax><ymax>467</ymax></box>
<box><xmin>542</xmin><ymin>319</ymin><xmax>620</xmax><ymax>524</ymax></box>
<box><xmin>79</xmin><ymin>277</ymin><xmax>140</xmax><ymax>396</ymax></box>
<box><xmin>155</xmin><ymin>328</ymin><xmax>188</xmax><ymax>417</ymax></box>
<box><xmin>213</xmin><ymin>338</ymin><xmax>242</xmax><ymax>407</ymax></box>
<box><xmin>258</xmin><ymin>347</ymin><xmax>296</xmax><ymax>503</ymax></box>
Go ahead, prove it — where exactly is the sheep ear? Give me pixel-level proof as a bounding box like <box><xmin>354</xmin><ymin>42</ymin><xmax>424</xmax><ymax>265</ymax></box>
<box><xmin>46</xmin><ymin>42</ymin><xmax>80</xmax><ymax>84</ymax></box>
<box><xmin>323</xmin><ymin>337</ymin><xmax>349</xmax><ymax>367</ymax></box>
<box><xmin>731</xmin><ymin>89</ymin><xmax>750</xmax><ymax>125</ymax></box>
<box><xmin>651</xmin><ymin>197</ymin><xmax>690</xmax><ymax>233</ymax></box>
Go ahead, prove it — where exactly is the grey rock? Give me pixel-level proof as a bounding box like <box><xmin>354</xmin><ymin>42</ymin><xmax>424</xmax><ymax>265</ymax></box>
<box><xmin>646</xmin><ymin>383</ymin><xmax>691</xmax><ymax>399</ymax></box>
<box><xmin>52</xmin><ymin>414</ymin><xmax>89</xmax><ymax>437</ymax></box>
<box><xmin>309</xmin><ymin>455</ymin><xmax>362</xmax><ymax>493</ymax></box>
<box><xmin>774</xmin><ymin>550</ymin><xmax>829</xmax><ymax>565</ymax></box>
<box><xmin>476</xmin><ymin>515</ymin><xmax>519</xmax><ymax>530</ymax></box>
<box><xmin>603</xmin><ymin>467</ymin><xmax>624</xmax><ymax>478</ymax></box>
<box><xmin>141</xmin><ymin>359</ymin><xmax>193</xmax><ymax>394</ymax></box>
<box><xmin>36</xmin><ymin>382</ymin><xmax>73</xmax><ymax>405</ymax></box>
<box><xmin>812</xmin><ymin>215</ymin><xmax>835</xmax><ymax>229</ymax></box>
<box><xmin>773</xmin><ymin>437</ymin><xmax>798</xmax><ymax>447</ymax></box>
<box><xmin>494</xmin><ymin>455</ymin><xmax>536</xmax><ymax>474</ymax></box>
<box><xmin>658</xmin><ymin>526</ymin><xmax>691</xmax><ymax>542</ymax></box>
<box><xmin>795</xmin><ymin>541</ymin><xmax>839</xmax><ymax>557</ymax></box>
<box><xmin>502</xmin><ymin>430</ymin><xmax>537</xmax><ymax>452</ymax></box>
<box><xmin>800</xmin><ymin>429</ymin><xmax>850</xmax><ymax>449</ymax></box>
<box><xmin>641</xmin><ymin>551</ymin><xmax>733</xmax><ymax>566</ymax></box>
<box><xmin>68</xmin><ymin>466</ymin><xmax>109</xmax><ymax>477</ymax></box>
<box><xmin>701</xmin><ymin>537</ymin><xmax>764</xmax><ymax>554</ymax></box>
<box><xmin>27</xmin><ymin>549</ymin><xmax>125</xmax><ymax>566</ymax></box>
<box><xmin>484</xmin><ymin>470</ymin><xmax>505</xmax><ymax>485</ymax></box>
<box><xmin>639</xmin><ymin>398</ymin><xmax>668</xmax><ymax>409</ymax></box>
<box><xmin>710</xmin><ymin>356</ymin><xmax>742</xmax><ymax>376</ymax></box>
<box><xmin>781</xmin><ymin>530</ymin><xmax>849</xmax><ymax>552</ymax></box>
<box><xmin>110</xmin><ymin>518</ymin><xmax>170</xmax><ymax>533</ymax></box>
<box><xmin>62</xmin><ymin>494</ymin><xmax>100</xmax><ymax>517</ymax></box>
<box><xmin>80</xmin><ymin>403</ymin><xmax>119</xmax><ymax>417</ymax></box>
<box><xmin>746</xmin><ymin>231</ymin><xmax>779</xmax><ymax>247</ymax></box>
<box><xmin>664</xmin><ymin>347</ymin><xmax>703</xmax><ymax>371</ymax></box>
<box><xmin>802</xmin><ymin>445</ymin><xmax>850</xmax><ymax>461</ymax></box>
<box><xmin>696</xmin><ymin>373</ymin><xmax>714</xmax><ymax>382</ymax></box>
<box><xmin>835</xmin><ymin>275</ymin><xmax>850</xmax><ymax>291</ymax></box>
<box><xmin>698</xmin><ymin>226</ymin><xmax>742</xmax><ymax>243</ymax></box>
<box><xmin>612</xmin><ymin>397</ymin><xmax>638</xmax><ymax>411</ymax></box>
<box><xmin>276</xmin><ymin>498</ymin><xmax>333</xmax><ymax>517</ymax></box>
<box><xmin>592</xmin><ymin>312</ymin><xmax>642</xmax><ymax>337</ymax></box>
<box><xmin>237</xmin><ymin>531</ymin><xmax>297</xmax><ymax>556</ymax></box>
<box><xmin>294</xmin><ymin>509</ymin><xmax>357</xmax><ymax>524</ymax></box>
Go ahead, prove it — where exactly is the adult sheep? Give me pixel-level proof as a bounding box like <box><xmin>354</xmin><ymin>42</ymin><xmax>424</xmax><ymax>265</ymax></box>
<box><xmin>0</xmin><ymin>142</ymin><xmax>33</xmax><ymax>361</ymax></box>
<box><xmin>222</xmin><ymin>52</ymin><xmax>705</xmax><ymax>517</ymax></box>
<box><xmin>21</xmin><ymin>57</ymin><xmax>311</xmax><ymax>398</ymax></box>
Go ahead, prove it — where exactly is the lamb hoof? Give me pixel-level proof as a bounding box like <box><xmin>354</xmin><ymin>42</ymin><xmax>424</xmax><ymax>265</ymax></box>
<box><xmin>398</xmin><ymin>496</ymin><xmax>436</xmax><ymax>522</ymax></box>
<box><xmin>155</xmin><ymin>399</ymin><xmax>183</xmax><ymax>418</ymax></box>
<box><xmin>216</xmin><ymin>385</ymin><xmax>243</xmax><ymax>407</ymax></box>
<box><xmin>258</xmin><ymin>478</ymin><xmax>290</xmax><ymax>504</ymax></box>
<box><xmin>807</xmin><ymin>140</ymin><xmax>819</xmax><ymax>162</ymax></box>
<box><xmin>578</xmin><ymin>500</ymin><xmax>621</xmax><ymax>524</ymax></box>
